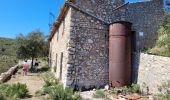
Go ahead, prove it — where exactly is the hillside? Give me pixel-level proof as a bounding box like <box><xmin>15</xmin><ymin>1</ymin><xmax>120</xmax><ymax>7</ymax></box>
<box><xmin>0</xmin><ymin>37</ymin><xmax>18</xmax><ymax>74</ymax></box>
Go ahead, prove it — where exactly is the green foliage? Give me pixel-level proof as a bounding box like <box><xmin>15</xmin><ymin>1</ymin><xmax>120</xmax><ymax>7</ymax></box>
<box><xmin>110</xmin><ymin>88</ymin><xmax>116</xmax><ymax>94</ymax></box>
<box><xmin>72</xmin><ymin>92</ymin><xmax>81</xmax><ymax>100</ymax></box>
<box><xmin>110</xmin><ymin>84</ymin><xmax>141</xmax><ymax>95</ymax></box>
<box><xmin>149</xmin><ymin>13</ymin><xmax>170</xmax><ymax>57</ymax></box>
<box><xmin>163</xmin><ymin>94</ymin><xmax>170</xmax><ymax>100</ymax></box>
<box><xmin>6</xmin><ymin>83</ymin><xmax>28</xmax><ymax>98</ymax></box>
<box><xmin>41</xmin><ymin>72</ymin><xmax>59</xmax><ymax>87</ymax></box>
<box><xmin>154</xmin><ymin>94</ymin><xmax>170</xmax><ymax>100</ymax></box>
<box><xmin>0</xmin><ymin>38</ymin><xmax>17</xmax><ymax>74</ymax></box>
<box><xmin>0</xmin><ymin>83</ymin><xmax>28</xmax><ymax>99</ymax></box>
<box><xmin>121</xmin><ymin>84</ymin><xmax>140</xmax><ymax>94</ymax></box>
<box><xmin>47</xmin><ymin>84</ymin><xmax>73</xmax><ymax>100</ymax></box>
<box><xmin>41</xmin><ymin>72</ymin><xmax>81</xmax><ymax>100</ymax></box>
<box><xmin>16</xmin><ymin>30</ymin><xmax>48</xmax><ymax>67</ymax></box>
<box><xmin>130</xmin><ymin>83</ymin><xmax>141</xmax><ymax>93</ymax></box>
<box><xmin>0</xmin><ymin>93</ymin><xmax>6</xmax><ymax>100</ymax></box>
<box><xmin>39</xmin><ymin>58</ymin><xmax>50</xmax><ymax>72</ymax></box>
<box><xmin>93</xmin><ymin>89</ymin><xmax>105</xmax><ymax>98</ymax></box>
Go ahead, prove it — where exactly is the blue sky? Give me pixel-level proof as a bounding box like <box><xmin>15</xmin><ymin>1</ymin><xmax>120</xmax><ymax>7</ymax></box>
<box><xmin>0</xmin><ymin>0</ymin><xmax>143</xmax><ymax>38</ymax></box>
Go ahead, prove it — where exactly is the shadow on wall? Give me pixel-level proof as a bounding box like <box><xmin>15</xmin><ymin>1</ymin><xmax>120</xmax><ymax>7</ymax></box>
<box><xmin>131</xmin><ymin>52</ymin><xmax>141</xmax><ymax>83</ymax></box>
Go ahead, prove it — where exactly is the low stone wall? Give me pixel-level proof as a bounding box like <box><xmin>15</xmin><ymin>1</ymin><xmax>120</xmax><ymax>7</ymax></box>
<box><xmin>135</xmin><ymin>53</ymin><xmax>170</xmax><ymax>94</ymax></box>
<box><xmin>0</xmin><ymin>65</ymin><xmax>18</xmax><ymax>82</ymax></box>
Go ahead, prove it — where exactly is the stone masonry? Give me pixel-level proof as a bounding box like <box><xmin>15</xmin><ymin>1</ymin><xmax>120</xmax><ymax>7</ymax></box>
<box><xmin>49</xmin><ymin>0</ymin><xmax>165</xmax><ymax>91</ymax></box>
<box><xmin>134</xmin><ymin>53</ymin><xmax>170</xmax><ymax>94</ymax></box>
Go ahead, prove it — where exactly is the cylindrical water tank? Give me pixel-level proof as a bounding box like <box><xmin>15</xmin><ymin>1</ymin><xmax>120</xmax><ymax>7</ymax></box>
<box><xmin>109</xmin><ymin>21</ymin><xmax>132</xmax><ymax>87</ymax></box>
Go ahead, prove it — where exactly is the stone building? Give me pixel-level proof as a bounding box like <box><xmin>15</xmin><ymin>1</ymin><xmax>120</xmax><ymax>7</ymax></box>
<box><xmin>49</xmin><ymin>0</ymin><xmax>164</xmax><ymax>90</ymax></box>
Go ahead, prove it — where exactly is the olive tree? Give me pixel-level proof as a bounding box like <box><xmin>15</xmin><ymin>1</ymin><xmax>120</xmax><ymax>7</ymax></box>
<box><xmin>16</xmin><ymin>30</ymin><xmax>48</xmax><ymax>68</ymax></box>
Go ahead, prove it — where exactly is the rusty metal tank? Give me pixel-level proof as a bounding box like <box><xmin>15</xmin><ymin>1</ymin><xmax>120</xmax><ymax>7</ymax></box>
<box><xmin>109</xmin><ymin>21</ymin><xmax>132</xmax><ymax>87</ymax></box>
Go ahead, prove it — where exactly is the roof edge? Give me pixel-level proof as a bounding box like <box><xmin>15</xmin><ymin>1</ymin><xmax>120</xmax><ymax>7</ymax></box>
<box><xmin>49</xmin><ymin>0</ymin><xmax>75</xmax><ymax>41</ymax></box>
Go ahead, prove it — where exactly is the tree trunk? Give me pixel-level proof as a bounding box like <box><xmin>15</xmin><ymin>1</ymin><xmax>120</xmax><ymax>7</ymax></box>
<box><xmin>31</xmin><ymin>56</ymin><xmax>34</xmax><ymax>70</ymax></box>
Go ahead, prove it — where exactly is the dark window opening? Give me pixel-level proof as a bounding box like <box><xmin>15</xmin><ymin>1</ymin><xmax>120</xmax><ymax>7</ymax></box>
<box><xmin>60</xmin><ymin>52</ymin><xmax>63</xmax><ymax>80</ymax></box>
<box><xmin>57</xmin><ymin>30</ymin><xmax>59</xmax><ymax>41</ymax></box>
<box><xmin>54</xmin><ymin>54</ymin><xmax>57</xmax><ymax>72</ymax></box>
<box><xmin>62</xmin><ymin>20</ymin><xmax>65</xmax><ymax>36</ymax></box>
<box><xmin>132</xmin><ymin>31</ymin><xmax>136</xmax><ymax>52</ymax></box>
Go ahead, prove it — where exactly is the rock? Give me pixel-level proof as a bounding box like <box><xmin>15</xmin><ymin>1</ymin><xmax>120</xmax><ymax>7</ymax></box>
<box><xmin>104</xmin><ymin>85</ymin><xmax>109</xmax><ymax>90</ymax></box>
<box><xmin>67</xmin><ymin>47</ymin><xmax>75</xmax><ymax>51</ymax></box>
<box><xmin>87</xmin><ymin>39</ymin><xmax>93</xmax><ymax>43</ymax></box>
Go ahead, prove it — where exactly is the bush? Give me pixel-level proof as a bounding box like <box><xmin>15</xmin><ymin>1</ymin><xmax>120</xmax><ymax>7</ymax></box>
<box><xmin>110</xmin><ymin>88</ymin><xmax>116</xmax><ymax>94</ymax></box>
<box><xmin>148</xmin><ymin>14</ymin><xmax>170</xmax><ymax>57</ymax></box>
<box><xmin>44</xmin><ymin>84</ymin><xmax>81</xmax><ymax>100</ymax></box>
<box><xmin>39</xmin><ymin>58</ymin><xmax>50</xmax><ymax>72</ymax></box>
<box><xmin>0</xmin><ymin>83</ymin><xmax>28</xmax><ymax>99</ymax></box>
<box><xmin>163</xmin><ymin>94</ymin><xmax>170</xmax><ymax>100</ymax></box>
<box><xmin>6</xmin><ymin>83</ymin><xmax>28</xmax><ymax>98</ymax></box>
<box><xmin>48</xmin><ymin>84</ymin><xmax>72</xmax><ymax>100</ymax></box>
<box><xmin>41</xmin><ymin>72</ymin><xmax>81</xmax><ymax>100</ymax></box>
<box><xmin>0</xmin><ymin>93</ymin><xmax>6</xmax><ymax>100</ymax></box>
<box><xmin>72</xmin><ymin>92</ymin><xmax>81</xmax><ymax>100</ymax></box>
<box><xmin>93</xmin><ymin>89</ymin><xmax>105</xmax><ymax>98</ymax></box>
<box><xmin>110</xmin><ymin>84</ymin><xmax>141</xmax><ymax>95</ymax></box>
<box><xmin>41</xmin><ymin>72</ymin><xmax>59</xmax><ymax>87</ymax></box>
<box><xmin>130</xmin><ymin>83</ymin><xmax>141</xmax><ymax>93</ymax></box>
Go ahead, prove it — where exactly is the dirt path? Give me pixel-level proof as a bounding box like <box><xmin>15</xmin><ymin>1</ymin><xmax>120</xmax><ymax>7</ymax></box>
<box><xmin>7</xmin><ymin>69</ymin><xmax>46</xmax><ymax>100</ymax></box>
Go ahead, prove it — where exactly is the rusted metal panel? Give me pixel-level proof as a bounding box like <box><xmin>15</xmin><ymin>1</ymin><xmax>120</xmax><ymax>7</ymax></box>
<box><xmin>109</xmin><ymin>21</ymin><xmax>132</xmax><ymax>87</ymax></box>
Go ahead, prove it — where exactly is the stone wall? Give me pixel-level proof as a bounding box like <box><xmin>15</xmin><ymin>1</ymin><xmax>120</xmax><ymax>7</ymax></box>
<box><xmin>50</xmin><ymin>8</ymin><xmax>72</xmax><ymax>87</ymax></box>
<box><xmin>66</xmin><ymin>8</ymin><xmax>109</xmax><ymax>90</ymax></box>
<box><xmin>126</xmin><ymin>0</ymin><xmax>164</xmax><ymax>51</ymax></box>
<box><xmin>133</xmin><ymin>53</ymin><xmax>170</xmax><ymax>94</ymax></box>
<box><xmin>72</xmin><ymin>0</ymin><xmax>124</xmax><ymax>23</ymax></box>
<box><xmin>0</xmin><ymin>65</ymin><xmax>18</xmax><ymax>82</ymax></box>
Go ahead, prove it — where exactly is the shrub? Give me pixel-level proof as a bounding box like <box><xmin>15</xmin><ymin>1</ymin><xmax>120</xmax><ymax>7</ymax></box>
<box><xmin>6</xmin><ymin>83</ymin><xmax>28</xmax><ymax>98</ymax></box>
<box><xmin>0</xmin><ymin>83</ymin><xmax>28</xmax><ymax>99</ymax></box>
<box><xmin>41</xmin><ymin>72</ymin><xmax>81</xmax><ymax>100</ymax></box>
<box><xmin>40</xmin><ymin>62</ymin><xmax>50</xmax><ymax>72</ymax></box>
<box><xmin>72</xmin><ymin>92</ymin><xmax>81</xmax><ymax>100</ymax></box>
<box><xmin>48</xmin><ymin>84</ymin><xmax>66</xmax><ymax>100</ymax></box>
<box><xmin>110</xmin><ymin>88</ymin><xmax>116</xmax><ymax>94</ymax></box>
<box><xmin>0</xmin><ymin>93</ymin><xmax>6</xmax><ymax>100</ymax></box>
<box><xmin>41</xmin><ymin>72</ymin><xmax>59</xmax><ymax>87</ymax></box>
<box><xmin>148</xmin><ymin>14</ymin><xmax>170</xmax><ymax>57</ymax></box>
<box><xmin>46</xmin><ymin>84</ymin><xmax>78</xmax><ymax>100</ymax></box>
<box><xmin>93</xmin><ymin>89</ymin><xmax>105</xmax><ymax>98</ymax></box>
<box><xmin>110</xmin><ymin>84</ymin><xmax>141</xmax><ymax>95</ymax></box>
<box><xmin>130</xmin><ymin>83</ymin><xmax>141</xmax><ymax>93</ymax></box>
<box><xmin>0</xmin><ymin>84</ymin><xmax>10</xmax><ymax>97</ymax></box>
<box><xmin>163</xmin><ymin>94</ymin><xmax>170</xmax><ymax>100</ymax></box>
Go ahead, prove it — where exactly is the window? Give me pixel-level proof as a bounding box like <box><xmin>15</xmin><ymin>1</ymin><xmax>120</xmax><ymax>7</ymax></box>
<box><xmin>54</xmin><ymin>54</ymin><xmax>57</xmax><ymax>72</ymax></box>
<box><xmin>62</xmin><ymin>19</ymin><xmax>65</xmax><ymax>36</ymax></box>
<box><xmin>49</xmin><ymin>52</ymin><xmax>52</xmax><ymax>67</ymax></box>
<box><xmin>59</xmin><ymin>52</ymin><xmax>63</xmax><ymax>80</ymax></box>
<box><xmin>57</xmin><ymin>30</ymin><xmax>59</xmax><ymax>41</ymax></box>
